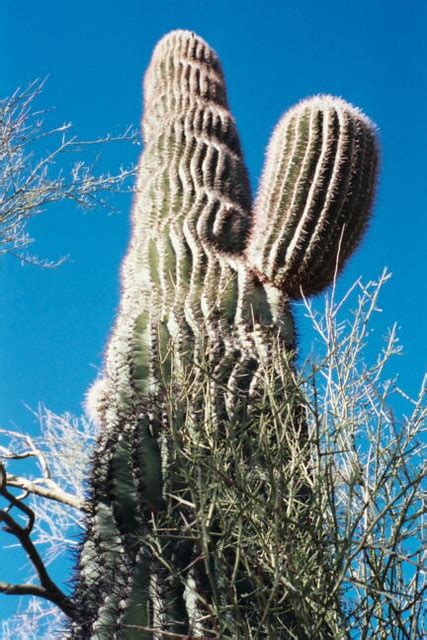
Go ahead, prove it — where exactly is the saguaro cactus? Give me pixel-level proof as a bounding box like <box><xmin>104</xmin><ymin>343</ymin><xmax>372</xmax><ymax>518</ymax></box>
<box><xmin>71</xmin><ymin>30</ymin><xmax>378</xmax><ymax>639</ymax></box>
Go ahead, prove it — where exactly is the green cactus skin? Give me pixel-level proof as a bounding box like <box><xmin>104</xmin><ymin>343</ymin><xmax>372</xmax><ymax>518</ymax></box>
<box><xmin>71</xmin><ymin>30</ymin><xmax>379</xmax><ymax>639</ymax></box>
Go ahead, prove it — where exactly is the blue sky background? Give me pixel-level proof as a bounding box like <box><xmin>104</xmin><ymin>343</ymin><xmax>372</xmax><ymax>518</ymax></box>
<box><xmin>1</xmin><ymin>0</ymin><xmax>426</xmax><ymax>625</ymax></box>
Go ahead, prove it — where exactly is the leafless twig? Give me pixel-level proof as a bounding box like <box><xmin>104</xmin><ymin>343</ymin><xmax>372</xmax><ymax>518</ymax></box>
<box><xmin>0</xmin><ymin>79</ymin><xmax>138</xmax><ymax>265</ymax></box>
<box><xmin>0</xmin><ymin>463</ymin><xmax>75</xmax><ymax>619</ymax></box>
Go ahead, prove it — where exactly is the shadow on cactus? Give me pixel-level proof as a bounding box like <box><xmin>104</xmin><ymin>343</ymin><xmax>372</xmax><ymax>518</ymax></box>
<box><xmin>70</xmin><ymin>30</ymin><xmax>379</xmax><ymax>639</ymax></box>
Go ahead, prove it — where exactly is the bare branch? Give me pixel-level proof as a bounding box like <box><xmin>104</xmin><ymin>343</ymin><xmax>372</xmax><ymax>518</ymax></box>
<box><xmin>5</xmin><ymin>474</ymin><xmax>86</xmax><ymax>511</ymax></box>
<box><xmin>0</xmin><ymin>581</ymin><xmax>60</xmax><ymax>599</ymax></box>
<box><xmin>0</xmin><ymin>80</ymin><xmax>138</xmax><ymax>264</ymax></box>
<box><xmin>0</xmin><ymin>467</ymin><xmax>76</xmax><ymax>619</ymax></box>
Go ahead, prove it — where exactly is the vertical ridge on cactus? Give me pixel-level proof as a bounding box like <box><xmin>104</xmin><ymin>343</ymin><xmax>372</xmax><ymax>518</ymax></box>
<box><xmin>70</xmin><ymin>30</ymin><xmax>379</xmax><ymax>638</ymax></box>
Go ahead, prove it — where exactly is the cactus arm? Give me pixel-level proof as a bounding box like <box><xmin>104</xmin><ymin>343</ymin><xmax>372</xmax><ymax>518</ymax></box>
<box><xmin>246</xmin><ymin>95</ymin><xmax>379</xmax><ymax>298</ymax></box>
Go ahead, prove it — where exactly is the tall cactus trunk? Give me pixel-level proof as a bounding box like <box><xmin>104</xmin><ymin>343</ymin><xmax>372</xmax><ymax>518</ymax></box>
<box><xmin>70</xmin><ymin>30</ymin><xmax>378</xmax><ymax>639</ymax></box>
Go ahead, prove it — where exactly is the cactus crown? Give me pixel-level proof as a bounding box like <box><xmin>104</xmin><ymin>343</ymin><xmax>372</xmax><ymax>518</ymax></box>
<box><xmin>71</xmin><ymin>30</ymin><xmax>379</xmax><ymax>639</ymax></box>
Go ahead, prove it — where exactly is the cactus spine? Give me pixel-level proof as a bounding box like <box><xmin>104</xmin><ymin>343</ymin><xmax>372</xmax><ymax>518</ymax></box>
<box><xmin>71</xmin><ymin>30</ymin><xmax>379</xmax><ymax>639</ymax></box>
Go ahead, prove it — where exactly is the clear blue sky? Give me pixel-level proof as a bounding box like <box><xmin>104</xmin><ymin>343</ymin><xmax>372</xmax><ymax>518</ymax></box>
<box><xmin>1</xmin><ymin>0</ymin><xmax>426</xmax><ymax>625</ymax></box>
